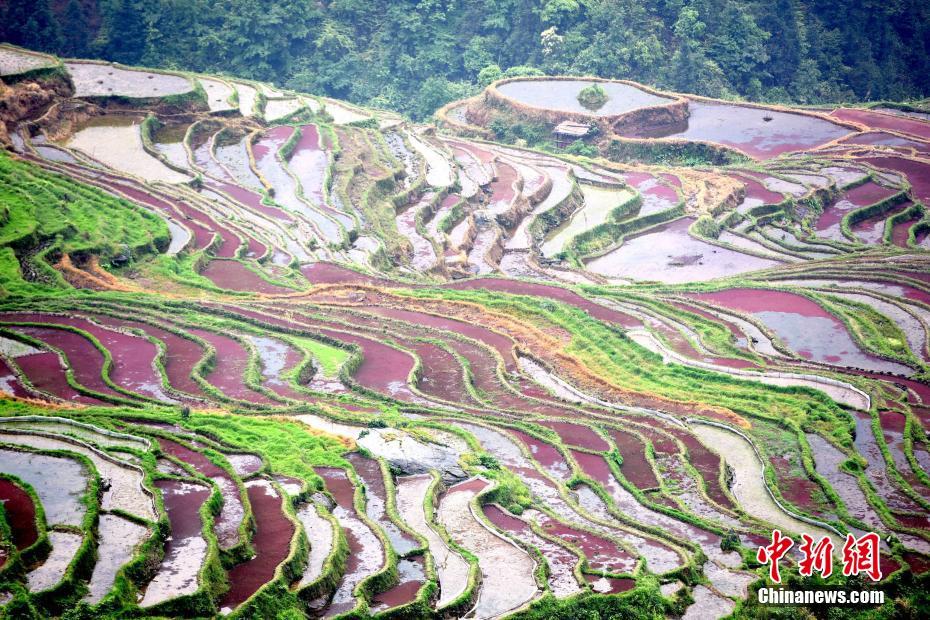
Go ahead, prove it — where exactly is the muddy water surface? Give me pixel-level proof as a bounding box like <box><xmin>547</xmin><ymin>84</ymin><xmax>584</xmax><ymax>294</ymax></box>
<box><xmin>314</xmin><ymin>467</ymin><xmax>384</xmax><ymax>617</ymax></box>
<box><xmin>347</xmin><ymin>453</ymin><xmax>419</xmax><ymax>555</ymax></box>
<box><xmin>691</xmin><ymin>423</ymin><xmax>843</xmax><ymax>552</ymax></box>
<box><xmin>438</xmin><ymin>478</ymin><xmax>538</xmax><ymax>618</ymax></box>
<box><xmin>157</xmin><ymin>438</ymin><xmax>244</xmax><ymax>548</ymax></box>
<box><xmin>296</xmin><ymin>501</ymin><xmax>334</xmax><ymax>588</ymax></box>
<box><xmin>85</xmin><ymin>514</ymin><xmax>149</xmax><ymax>603</ymax></box>
<box><xmin>631</xmin><ymin>102</ymin><xmax>850</xmax><ymax>158</ymax></box>
<box><xmin>497</xmin><ymin>79</ymin><xmax>672</xmax><ymax>117</ymax></box>
<box><xmin>26</xmin><ymin>531</ymin><xmax>83</xmax><ymax>592</ymax></box>
<box><xmin>484</xmin><ymin>504</ymin><xmax>582</xmax><ymax>598</ymax></box>
<box><xmin>0</xmin><ymin>448</ymin><xmax>87</xmax><ymax>527</ymax></box>
<box><xmin>395</xmin><ymin>474</ymin><xmax>469</xmax><ymax>608</ymax></box>
<box><xmin>586</xmin><ymin>217</ymin><xmax>781</xmax><ymax>283</ymax></box>
<box><xmin>140</xmin><ymin>479</ymin><xmax>210</xmax><ymax>606</ymax></box>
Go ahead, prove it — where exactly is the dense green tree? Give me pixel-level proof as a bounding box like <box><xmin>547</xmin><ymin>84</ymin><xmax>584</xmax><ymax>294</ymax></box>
<box><xmin>1</xmin><ymin>0</ymin><xmax>62</xmax><ymax>53</ymax></box>
<box><xmin>60</xmin><ymin>0</ymin><xmax>91</xmax><ymax>58</ymax></box>
<box><xmin>3</xmin><ymin>0</ymin><xmax>929</xmax><ymax>118</ymax></box>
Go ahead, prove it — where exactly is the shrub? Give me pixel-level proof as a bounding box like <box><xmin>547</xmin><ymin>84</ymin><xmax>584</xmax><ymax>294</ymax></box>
<box><xmin>478</xmin><ymin>453</ymin><xmax>500</xmax><ymax>470</ymax></box>
<box><xmin>565</xmin><ymin>139</ymin><xmax>598</xmax><ymax>157</ymax></box>
<box><xmin>478</xmin><ymin>64</ymin><xmax>503</xmax><ymax>86</ymax></box>
<box><xmin>577</xmin><ymin>82</ymin><xmax>608</xmax><ymax>110</ymax></box>
<box><xmin>691</xmin><ymin>215</ymin><xmax>721</xmax><ymax>239</ymax></box>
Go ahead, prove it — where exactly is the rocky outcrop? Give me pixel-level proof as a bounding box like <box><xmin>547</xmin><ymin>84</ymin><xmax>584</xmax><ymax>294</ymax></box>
<box><xmin>0</xmin><ymin>71</ymin><xmax>72</xmax><ymax>146</ymax></box>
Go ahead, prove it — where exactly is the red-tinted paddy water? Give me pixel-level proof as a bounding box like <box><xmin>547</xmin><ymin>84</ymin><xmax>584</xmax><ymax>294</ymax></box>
<box><xmin>539</xmin><ymin>420</ymin><xmax>610</xmax><ymax>452</ymax></box>
<box><xmin>186</xmin><ymin>328</ymin><xmax>276</xmax><ymax>404</ymax></box>
<box><xmin>832</xmin><ymin>108</ymin><xmax>930</xmax><ymax>141</ymax></box>
<box><xmin>3</xmin><ymin>313</ymin><xmax>169</xmax><ymax>402</ymax></box>
<box><xmin>607</xmin><ymin>429</ymin><xmax>660</xmax><ymax>490</ymax></box>
<box><xmin>814</xmin><ymin>182</ymin><xmax>898</xmax><ymax>240</ymax></box>
<box><xmin>859</xmin><ymin>156</ymin><xmax>930</xmax><ymax>204</ymax></box>
<box><xmin>8</xmin><ymin>324</ymin><xmax>124</xmax><ymax>399</ymax></box>
<box><xmin>690</xmin><ymin>288</ymin><xmax>913</xmax><ymax>374</ymax></box>
<box><xmin>0</xmin><ymin>479</ymin><xmax>38</xmax><ymax>549</ymax></box>
<box><xmin>200</xmin><ymin>259</ymin><xmax>292</xmax><ymax>294</ymax></box>
<box><xmin>314</xmin><ymin>466</ymin><xmax>384</xmax><ymax>617</ymax></box>
<box><xmin>219</xmin><ymin>479</ymin><xmax>294</xmax><ymax>612</ymax></box>
<box><xmin>628</xmin><ymin>101</ymin><xmax>851</xmax><ymax>158</ymax></box>
<box><xmin>86</xmin><ymin>315</ymin><xmax>206</xmax><ymax>399</ymax></box>
<box><xmin>157</xmin><ymin>438</ymin><xmax>244</xmax><ymax>549</ymax></box>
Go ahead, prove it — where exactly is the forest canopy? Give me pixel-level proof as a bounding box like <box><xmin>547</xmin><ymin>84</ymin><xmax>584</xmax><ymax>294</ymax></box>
<box><xmin>2</xmin><ymin>0</ymin><xmax>929</xmax><ymax>119</ymax></box>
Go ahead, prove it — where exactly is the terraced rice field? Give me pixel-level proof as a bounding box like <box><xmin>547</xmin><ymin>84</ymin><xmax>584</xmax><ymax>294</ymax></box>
<box><xmin>0</xmin><ymin>49</ymin><xmax>929</xmax><ymax>619</ymax></box>
<box><xmin>0</xmin><ymin>45</ymin><xmax>56</xmax><ymax>76</ymax></box>
<box><xmin>496</xmin><ymin>79</ymin><xmax>673</xmax><ymax>116</ymax></box>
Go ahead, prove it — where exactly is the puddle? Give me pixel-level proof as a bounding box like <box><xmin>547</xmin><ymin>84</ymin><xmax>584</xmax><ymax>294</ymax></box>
<box><xmin>859</xmin><ymin>156</ymin><xmax>930</xmax><ymax>204</ymax></box>
<box><xmin>288</xmin><ymin>124</ymin><xmax>355</xmax><ymax>230</ymax></box>
<box><xmin>152</xmin><ymin>123</ymin><xmax>191</xmax><ymax>170</ymax></box>
<box><xmin>852</xmin><ymin>203</ymin><xmax>911</xmax><ymax>244</ymax></box>
<box><xmin>214</xmin><ymin>135</ymin><xmax>263</xmax><ymax>191</ymax></box>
